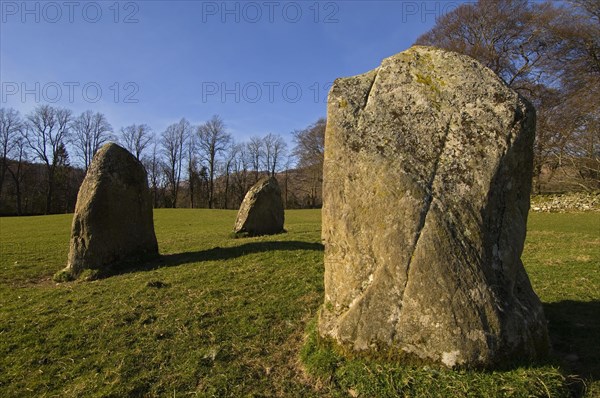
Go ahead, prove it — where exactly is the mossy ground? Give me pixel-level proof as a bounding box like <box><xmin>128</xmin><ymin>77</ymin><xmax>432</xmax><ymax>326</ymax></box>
<box><xmin>0</xmin><ymin>210</ymin><xmax>598</xmax><ymax>397</ymax></box>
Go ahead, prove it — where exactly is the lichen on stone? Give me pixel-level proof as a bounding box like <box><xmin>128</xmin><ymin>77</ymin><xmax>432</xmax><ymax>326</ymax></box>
<box><xmin>319</xmin><ymin>46</ymin><xmax>548</xmax><ymax>369</ymax></box>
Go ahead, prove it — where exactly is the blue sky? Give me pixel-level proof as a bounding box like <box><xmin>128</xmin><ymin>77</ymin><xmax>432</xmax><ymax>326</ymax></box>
<box><xmin>1</xmin><ymin>0</ymin><xmax>468</xmax><ymax>143</ymax></box>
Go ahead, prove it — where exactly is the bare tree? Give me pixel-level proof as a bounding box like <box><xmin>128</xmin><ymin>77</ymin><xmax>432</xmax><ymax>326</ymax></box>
<box><xmin>220</xmin><ymin>141</ymin><xmax>240</xmax><ymax>209</ymax></box>
<box><xmin>120</xmin><ymin>124</ymin><xmax>152</xmax><ymax>160</ymax></box>
<box><xmin>293</xmin><ymin>118</ymin><xmax>325</xmax><ymax>169</ymax></box>
<box><xmin>263</xmin><ymin>133</ymin><xmax>288</xmax><ymax>177</ymax></box>
<box><xmin>415</xmin><ymin>0</ymin><xmax>556</xmax><ymax>91</ymax></box>
<box><xmin>292</xmin><ymin>118</ymin><xmax>326</xmax><ymax>207</ymax></box>
<box><xmin>197</xmin><ymin>115</ymin><xmax>231</xmax><ymax>208</ymax></box>
<box><xmin>142</xmin><ymin>135</ymin><xmax>163</xmax><ymax>208</ymax></box>
<box><xmin>282</xmin><ymin>154</ymin><xmax>294</xmax><ymax>208</ymax></box>
<box><xmin>0</xmin><ymin>108</ymin><xmax>23</xmax><ymax>199</ymax></box>
<box><xmin>23</xmin><ymin>105</ymin><xmax>72</xmax><ymax>214</ymax></box>
<box><xmin>415</xmin><ymin>0</ymin><xmax>599</xmax><ymax>191</ymax></box>
<box><xmin>6</xmin><ymin>135</ymin><xmax>28</xmax><ymax>215</ymax></box>
<box><xmin>186</xmin><ymin>129</ymin><xmax>199</xmax><ymax>208</ymax></box>
<box><xmin>161</xmin><ymin>118</ymin><xmax>190</xmax><ymax>208</ymax></box>
<box><xmin>231</xmin><ymin>143</ymin><xmax>251</xmax><ymax>206</ymax></box>
<box><xmin>247</xmin><ymin>136</ymin><xmax>264</xmax><ymax>182</ymax></box>
<box><xmin>542</xmin><ymin>0</ymin><xmax>600</xmax><ymax>190</ymax></box>
<box><xmin>71</xmin><ymin>110</ymin><xmax>113</xmax><ymax>171</ymax></box>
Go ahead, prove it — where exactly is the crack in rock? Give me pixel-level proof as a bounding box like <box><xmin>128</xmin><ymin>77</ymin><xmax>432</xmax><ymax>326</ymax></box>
<box><xmin>396</xmin><ymin>119</ymin><xmax>453</xmax><ymax>323</ymax></box>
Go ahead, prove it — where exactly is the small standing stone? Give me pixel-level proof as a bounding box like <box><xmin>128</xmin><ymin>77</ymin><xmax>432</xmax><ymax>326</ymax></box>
<box><xmin>233</xmin><ymin>176</ymin><xmax>284</xmax><ymax>236</ymax></box>
<box><xmin>57</xmin><ymin>143</ymin><xmax>158</xmax><ymax>280</ymax></box>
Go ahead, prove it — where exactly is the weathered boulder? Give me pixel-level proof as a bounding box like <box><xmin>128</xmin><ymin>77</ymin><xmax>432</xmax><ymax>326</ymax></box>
<box><xmin>319</xmin><ymin>46</ymin><xmax>548</xmax><ymax>368</ymax></box>
<box><xmin>234</xmin><ymin>176</ymin><xmax>284</xmax><ymax>236</ymax></box>
<box><xmin>60</xmin><ymin>143</ymin><xmax>158</xmax><ymax>279</ymax></box>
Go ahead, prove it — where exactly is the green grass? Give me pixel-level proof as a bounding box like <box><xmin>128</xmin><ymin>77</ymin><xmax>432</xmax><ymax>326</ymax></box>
<box><xmin>0</xmin><ymin>210</ymin><xmax>598</xmax><ymax>397</ymax></box>
<box><xmin>523</xmin><ymin>213</ymin><xmax>600</xmax><ymax>397</ymax></box>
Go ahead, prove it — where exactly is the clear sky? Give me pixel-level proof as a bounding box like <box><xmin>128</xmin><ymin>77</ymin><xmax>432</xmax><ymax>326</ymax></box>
<box><xmin>1</xmin><ymin>0</ymin><xmax>468</xmax><ymax>143</ymax></box>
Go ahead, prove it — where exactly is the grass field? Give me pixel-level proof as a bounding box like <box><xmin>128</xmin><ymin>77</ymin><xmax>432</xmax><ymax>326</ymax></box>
<box><xmin>0</xmin><ymin>209</ymin><xmax>598</xmax><ymax>397</ymax></box>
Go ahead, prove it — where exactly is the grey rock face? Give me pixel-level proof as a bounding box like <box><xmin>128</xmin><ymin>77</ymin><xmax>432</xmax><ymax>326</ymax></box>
<box><xmin>319</xmin><ymin>46</ymin><xmax>548</xmax><ymax>368</ymax></box>
<box><xmin>234</xmin><ymin>176</ymin><xmax>284</xmax><ymax>236</ymax></box>
<box><xmin>63</xmin><ymin>143</ymin><xmax>158</xmax><ymax>278</ymax></box>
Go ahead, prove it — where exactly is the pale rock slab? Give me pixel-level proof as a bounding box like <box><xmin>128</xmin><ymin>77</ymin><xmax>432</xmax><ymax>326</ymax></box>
<box><xmin>319</xmin><ymin>46</ymin><xmax>549</xmax><ymax>368</ymax></box>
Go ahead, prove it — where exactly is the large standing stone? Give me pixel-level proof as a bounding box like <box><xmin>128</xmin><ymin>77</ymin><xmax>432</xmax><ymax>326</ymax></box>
<box><xmin>319</xmin><ymin>46</ymin><xmax>548</xmax><ymax>368</ymax></box>
<box><xmin>234</xmin><ymin>176</ymin><xmax>284</xmax><ymax>236</ymax></box>
<box><xmin>60</xmin><ymin>143</ymin><xmax>158</xmax><ymax>279</ymax></box>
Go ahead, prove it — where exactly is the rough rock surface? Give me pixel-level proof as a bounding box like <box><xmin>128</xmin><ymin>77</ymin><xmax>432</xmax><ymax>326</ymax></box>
<box><xmin>319</xmin><ymin>46</ymin><xmax>549</xmax><ymax>368</ymax></box>
<box><xmin>62</xmin><ymin>143</ymin><xmax>158</xmax><ymax>278</ymax></box>
<box><xmin>234</xmin><ymin>176</ymin><xmax>284</xmax><ymax>236</ymax></box>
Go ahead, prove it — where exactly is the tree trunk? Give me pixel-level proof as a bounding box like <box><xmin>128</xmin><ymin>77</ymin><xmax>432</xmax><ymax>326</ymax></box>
<box><xmin>0</xmin><ymin>157</ymin><xmax>7</xmax><ymax>200</ymax></box>
<box><xmin>172</xmin><ymin>183</ymin><xmax>178</xmax><ymax>208</ymax></box>
<box><xmin>284</xmin><ymin>168</ymin><xmax>288</xmax><ymax>209</ymax></box>
<box><xmin>8</xmin><ymin>164</ymin><xmax>23</xmax><ymax>216</ymax></box>
<box><xmin>208</xmin><ymin>178</ymin><xmax>214</xmax><ymax>209</ymax></box>
<box><xmin>15</xmin><ymin>185</ymin><xmax>22</xmax><ymax>215</ymax></box>
<box><xmin>45</xmin><ymin>164</ymin><xmax>57</xmax><ymax>214</ymax></box>
<box><xmin>224</xmin><ymin>171</ymin><xmax>230</xmax><ymax>209</ymax></box>
<box><xmin>46</xmin><ymin>180</ymin><xmax>53</xmax><ymax>214</ymax></box>
<box><xmin>189</xmin><ymin>171</ymin><xmax>195</xmax><ymax>208</ymax></box>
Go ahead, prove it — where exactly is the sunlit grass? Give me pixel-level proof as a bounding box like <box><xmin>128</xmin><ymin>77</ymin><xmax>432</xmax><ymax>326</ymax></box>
<box><xmin>0</xmin><ymin>210</ymin><xmax>597</xmax><ymax>397</ymax></box>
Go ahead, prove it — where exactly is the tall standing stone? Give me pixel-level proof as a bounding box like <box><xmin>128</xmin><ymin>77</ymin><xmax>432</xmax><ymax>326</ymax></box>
<box><xmin>234</xmin><ymin>176</ymin><xmax>284</xmax><ymax>236</ymax></box>
<box><xmin>59</xmin><ymin>143</ymin><xmax>158</xmax><ymax>279</ymax></box>
<box><xmin>319</xmin><ymin>46</ymin><xmax>548</xmax><ymax>368</ymax></box>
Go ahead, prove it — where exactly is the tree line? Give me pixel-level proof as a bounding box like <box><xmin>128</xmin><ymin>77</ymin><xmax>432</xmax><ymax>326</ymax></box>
<box><xmin>0</xmin><ymin>105</ymin><xmax>325</xmax><ymax>215</ymax></box>
<box><xmin>416</xmin><ymin>0</ymin><xmax>599</xmax><ymax>193</ymax></box>
<box><xmin>2</xmin><ymin>1</ymin><xmax>596</xmax><ymax>215</ymax></box>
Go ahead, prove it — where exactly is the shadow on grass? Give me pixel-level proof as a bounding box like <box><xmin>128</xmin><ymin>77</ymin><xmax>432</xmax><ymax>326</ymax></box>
<box><xmin>544</xmin><ymin>300</ymin><xmax>600</xmax><ymax>382</ymax></box>
<box><xmin>115</xmin><ymin>240</ymin><xmax>324</xmax><ymax>276</ymax></box>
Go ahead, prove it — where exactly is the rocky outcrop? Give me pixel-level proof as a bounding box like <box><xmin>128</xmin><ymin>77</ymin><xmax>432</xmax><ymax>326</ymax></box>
<box><xmin>233</xmin><ymin>176</ymin><xmax>285</xmax><ymax>236</ymax></box>
<box><xmin>58</xmin><ymin>143</ymin><xmax>158</xmax><ymax>280</ymax></box>
<box><xmin>319</xmin><ymin>46</ymin><xmax>549</xmax><ymax>368</ymax></box>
